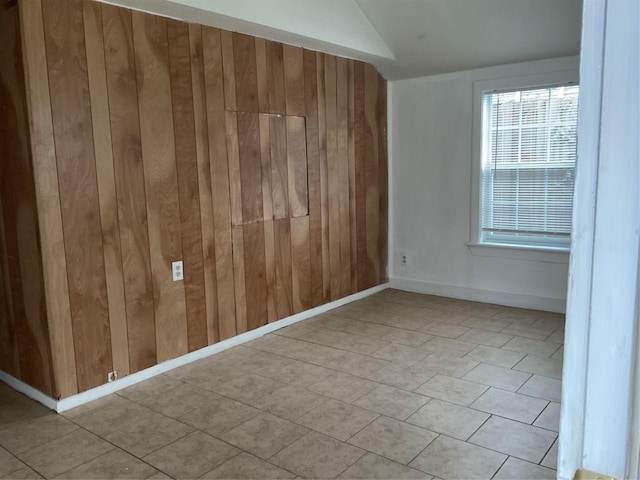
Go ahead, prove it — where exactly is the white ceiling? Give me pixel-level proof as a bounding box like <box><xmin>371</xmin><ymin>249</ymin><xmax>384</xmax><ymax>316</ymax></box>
<box><xmin>101</xmin><ymin>0</ymin><xmax>582</xmax><ymax>80</ymax></box>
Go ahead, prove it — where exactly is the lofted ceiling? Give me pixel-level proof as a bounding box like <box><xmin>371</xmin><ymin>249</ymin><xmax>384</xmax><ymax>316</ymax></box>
<box><xmin>100</xmin><ymin>0</ymin><xmax>583</xmax><ymax>80</ymax></box>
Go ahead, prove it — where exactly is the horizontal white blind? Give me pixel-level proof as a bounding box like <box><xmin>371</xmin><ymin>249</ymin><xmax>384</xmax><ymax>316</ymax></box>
<box><xmin>480</xmin><ymin>84</ymin><xmax>579</xmax><ymax>247</ymax></box>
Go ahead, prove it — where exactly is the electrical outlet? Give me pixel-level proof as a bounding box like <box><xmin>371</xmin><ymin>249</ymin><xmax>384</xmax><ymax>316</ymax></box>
<box><xmin>401</xmin><ymin>254</ymin><xmax>407</xmax><ymax>265</ymax></box>
<box><xmin>107</xmin><ymin>371</ymin><xmax>117</xmax><ymax>382</ymax></box>
<box><xmin>172</xmin><ymin>261</ymin><xmax>184</xmax><ymax>281</ymax></box>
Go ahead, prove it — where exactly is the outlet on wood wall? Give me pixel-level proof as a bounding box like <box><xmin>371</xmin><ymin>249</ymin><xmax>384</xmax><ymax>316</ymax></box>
<box><xmin>0</xmin><ymin>0</ymin><xmax>388</xmax><ymax>399</ymax></box>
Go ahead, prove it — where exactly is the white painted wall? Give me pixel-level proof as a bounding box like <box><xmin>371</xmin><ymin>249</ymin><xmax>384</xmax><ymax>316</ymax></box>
<box><xmin>389</xmin><ymin>56</ymin><xmax>580</xmax><ymax>312</ymax></box>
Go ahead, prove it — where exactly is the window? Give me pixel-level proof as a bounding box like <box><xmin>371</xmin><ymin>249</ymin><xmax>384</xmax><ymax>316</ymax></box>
<box><xmin>478</xmin><ymin>83</ymin><xmax>579</xmax><ymax>250</ymax></box>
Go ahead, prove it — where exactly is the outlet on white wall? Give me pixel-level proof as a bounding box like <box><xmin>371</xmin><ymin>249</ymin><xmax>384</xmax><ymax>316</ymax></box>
<box><xmin>172</xmin><ymin>261</ymin><xmax>184</xmax><ymax>281</ymax></box>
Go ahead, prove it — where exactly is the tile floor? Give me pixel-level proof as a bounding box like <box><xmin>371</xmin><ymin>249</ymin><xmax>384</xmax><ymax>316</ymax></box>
<box><xmin>0</xmin><ymin>289</ymin><xmax>564</xmax><ymax>479</ymax></box>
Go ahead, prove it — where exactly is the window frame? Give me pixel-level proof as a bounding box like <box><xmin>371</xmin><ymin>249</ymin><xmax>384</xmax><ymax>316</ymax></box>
<box><xmin>469</xmin><ymin>70</ymin><xmax>579</xmax><ymax>256</ymax></box>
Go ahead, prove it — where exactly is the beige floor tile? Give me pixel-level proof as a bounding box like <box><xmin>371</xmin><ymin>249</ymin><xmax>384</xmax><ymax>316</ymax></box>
<box><xmin>462</xmin><ymin>316</ymin><xmax>512</xmax><ymax>332</ymax></box>
<box><xmin>418</xmin><ymin>322</ymin><xmax>469</xmax><ymax>339</ymax></box>
<box><xmin>338</xmin><ymin>453</ymin><xmax>431</xmax><ymax>479</ymax></box>
<box><xmin>416</xmin><ymin>375</ymin><xmax>487</xmax><ymax>406</ymax></box>
<box><xmin>60</xmin><ymin>394</ymin><xmax>124</xmax><ymax>421</ymax></box>
<box><xmin>277</xmin><ymin>326</ymin><xmax>390</xmax><ymax>355</ymax></box>
<box><xmin>1</xmin><ymin>466</ymin><xmax>42</xmax><ymax>479</ymax></box>
<box><xmin>164</xmin><ymin>362</ymin><xmax>246</xmax><ymax>391</ymax></box>
<box><xmin>422</xmin><ymin>338</ymin><xmax>476</xmax><ymax>356</ymax></box>
<box><xmin>68</xmin><ymin>396</ymin><xmax>148</xmax><ymax>436</ymax></box>
<box><xmin>552</xmin><ymin>346</ymin><xmax>564</xmax><ymax>360</ymax></box>
<box><xmin>254</xmin><ymin>385</ymin><xmax>327</xmax><ymax>420</ymax></box>
<box><xmin>407</xmin><ymin>399</ymin><xmax>489</xmax><ymax>440</ymax></box>
<box><xmin>270</xmin><ymin>431</ymin><xmax>365</xmax><ymax>479</ymax></box>
<box><xmin>54</xmin><ymin>449</ymin><xmax>159</xmax><ymax>479</ymax></box>
<box><xmin>144</xmin><ymin>473</ymin><xmax>171</xmax><ymax>480</ymax></box>
<box><xmin>469</xmin><ymin>416</ymin><xmax>557</xmax><ymax>463</ymax></box>
<box><xmin>546</xmin><ymin>329</ymin><xmax>565</xmax><ymax>344</ymax></box>
<box><xmin>18</xmin><ymin>429</ymin><xmax>114</xmax><ymax>479</ymax></box>
<box><xmin>414</xmin><ymin>353</ymin><xmax>479</xmax><ymax>378</ymax></box>
<box><xmin>220</xmin><ymin>413</ymin><xmax>308</xmax><ymax>459</ymax></box>
<box><xmin>381</xmin><ymin>329</ymin><xmax>434</xmax><ymax>347</ymax></box>
<box><xmin>311</xmin><ymin>315</ymin><xmax>395</xmax><ymax>339</ymax></box>
<box><xmin>422</xmin><ymin>311</ymin><xmax>470</xmax><ymax>325</ymax></box>
<box><xmin>518</xmin><ymin>375</ymin><xmax>562</xmax><ymax>402</ymax></box>
<box><xmin>493</xmin><ymin>308</ymin><xmax>542</xmax><ymax>322</ymax></box>
<box><xmin>353</xmin><ymin>385</ymin><xmax>429</xmax><ymax>420</ymax></box>
<box><xmin>457</xmin><ymin>329</ymin><xmax>512</xmax><ymax>347</ymax></box>
<box><xmin>140</xmin><ymin>383</ymin><xmax>222</xmax><ymax>418</ymax></box>
<box><xmin>0</xmin><ymin>413</ymin><xmax>78</xmax><ymax>454</ymax></box>
<box><xmin>364</xmin><ymin>313</ymin><xmax>427</xmax><ymax>331</ymax></box>
<box><xmin>0</xmin><ymin>446</ymin><xmax>27</xmax><ymax>477</ymax></box>
<box><xmin>541</xmin><ymin>439</ymin><xmax>558</xmax><ymax>468</ymax></box>
<box><xmin>462</xmin><ymin>363</ymin><xmax>531</xmax><ymax>391</ymax></box>
<box><xmin>330</xmin><ymin>353</ymin><xmax>390</xmax><ymax>378</ymax></box>
<box><xmin>367</xmin><ymin>363</ymin><xmax>438</xmax><ymax>391</ymax></box>
<box><xmin>464</xmin><ymin>345</ymin><xmax>525</xmax><ymax>368</ymax></box>
<box><xmin>409</xmin><ymin>435</ymin><xmax>506</xmax><ymax>479</ymax></box>
<box><xmin>297</xmin><ymin>399</ymin><xmax>378</xmax><ymax>441</ymax></box>
<box><xmin>308</xmin><ymin>372</ymin><xmax>378</xmax><ymax>402</ymax></box>
<box><xmin>501</xmin><ymin>323</ymin><xmax>555</xmax><ymax>340</ymax></box>
<box><xmin>514</xmin><ymin>354</ymin><xmax>563</xmax><ymax>380</ymax></box>
<box><xmin>118</xmin><ymin>375</ymin><xmax>184</xmax><ymax>405</ymax></box>
<box><xmin>179</xmin><ymin>396</ymin><xmax>260</xmax><ymax>437</ymax></box>
<box><xmin>209</xmin><ymin>374</ymin><xmax>286</xmax><ymax>405</ymax></box>
<box><xmin>348</xmin><ymin>416</ymin><xmax>437</xmax><ymax>464</ymax></box>
<box><xmin>250</xmin><ymin>358</ymin><xmax>333</xmax><ymax>387</ymax></box>
<box><xmin>470</xmin><ymin>387</ymin><xmax>548</xmax><ymax>424</ymax></box>
<box><xmin>200</xmin><ymin>452</ymin><xmax>296</xmax><ymax>479</ymax></box>
<box><xmin>534</xmin><ymin>402</ymin><xmax>560</xmax><ymax>431</ymax></box>
<box><xmin>494</xmin><ymin>456</ymin><xmax>556</xmax><ymax>479</ymax></box>
<box><xmin>0</xmin><ymin>397</ymin><xmax>50</xmax><ymax>429</ymax></box>
<box><xmin>371</xmin><ymin>344</ymin><xmax>430</xmax><ymax>366</ymax></box>
<box><xmin>502</xmin><ymin>336</ymin><xmax>561</xmax><ymax>357</ymax></box>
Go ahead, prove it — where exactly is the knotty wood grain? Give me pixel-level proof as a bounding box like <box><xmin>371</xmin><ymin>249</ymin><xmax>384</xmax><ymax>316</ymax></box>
<box><xmin>82</xmin><ymin>1</ymin><xmax>129</xmax><ymax>377</ymax></box>
<box><xmin>189</xmin><ymin>23</ymin><xmax>218</xmax><ymax>344</ymax></box>
<box><xmin>259</xmin><ymin>114</ymin><xmax>273</xmax><ymax>222</ymax></box>
<box><xmin>286</xmin><ymin>115</ymin><xmax>308</xmax><ymax>217</ymax></box>
<box><xmin>364</xmin><ymin>63</ymin><xmax>380</xmax><ymax>288</ymax></box>
<box><xmin>263</xmin><ymin>220</ymin><xmax>277</xmax><ymax>323</ymax></box>
<box><xmin>243</xmin><ymin>222</ymin><xmax>267</xmax><ymax>331</ymax></box>
<box><xmin>303</xmin><ymin>49</ymin><xmax>324</xmax><ymax>307</ymax></box>
<box><xmin>220</xmin><ymin>29</ymin><xmax>236</xmax><ymax>112</ymax></box>
<box><xmin>203</xmin><ymin>26</ymin><xmax>236</xmax><ymax>340</ymax></box>
<box><xmin>43</xmin><ymin>0</ymin><xmax>113</xmax><ymax>391</ymax></box>
<box><xmin>348</xmin><ymin>59</ymin><xmax>358</xmax><ymax>292</ymax></box>
<box><xmin>354</xmin><ymin>61</ymin><xmax>368</xmax><ymax>292</ymax></box>
<box><xmin>102</xmin><ymin>4</ymin><xmax>156</xmax><ymax>373</ymax></box>
<box><xmin>167</xmin><ymin>19</ymin><xmax>207</xmax><ymax>352</ymax></box>
<box><xmin>270</xmin><ymin>114</ymin><xmax>289</xmax><ymax>220</ymax></box>
<box><xmin>231</xmin><ymin>225</ymin><xmax>247</xmax><ymax>334</ymax></box>
<box><xmin>290</xmin><ymin>215</ymin><xmax>311</xmax><ymax>313</ymax></box>
<box><xmin>237</xmin><ymin>112</ymin><xmax>263</xmax><ymax>223</ymax></box>
<box><xmin>324</xmin><ymin>54</ymin><xmax>341</xmax><ymax>300</ymax></box>
<box><xmin>132</xmin><ymin>10</ymin><xmax>187</xmax><ymax>363</ymax></box>
<box><xmin>274</xmin><ymin>218</ymin><xmax>293</xmax><ymax>319</ymax></box>
<box><xmin>283</xmin><ymin>44</ymin><xmax>305</xmax><ymax>116</ymax></box>
<box><xmin>254</xmin><ymin>38</ymin><xmax>268</xmax><ymax>112</ymax></box>
<box><xmin>316</xmin><ymin>53</ymin><xmax>331</xmax><ymax>303</ymax></box>
<box><xmin>266</xmin><ymin>40</ymin><xmax>286</xmax><ymax>114</ymax></box>
<box><xmin>336</xmin><ymin>57</ymin><xmax>352</xmax><ymax>297</ymax></box>
<box><xmin>233</xmin><ymin>33</ymin><xmax>258</xmax><ymax>113</ymax></box>
<box><xmin>226</xmin><ymin>111</ymin><xmax>243</xmax><ymax>226</ymax></box>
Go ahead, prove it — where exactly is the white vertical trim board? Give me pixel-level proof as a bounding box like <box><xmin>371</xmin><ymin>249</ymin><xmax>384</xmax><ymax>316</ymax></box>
<box><xmin>0</xmin><ymin>283</ymin><xmax>389</xmax><ymax>413</ymax></box>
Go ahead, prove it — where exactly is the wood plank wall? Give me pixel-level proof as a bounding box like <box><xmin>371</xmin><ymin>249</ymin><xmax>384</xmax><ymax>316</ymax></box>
<box><xmin>14</xmin><ymin>0</ymin><xmax>388</xmax><ymax>397</ymax></box>
<box><xmin>0</xmin><ymin>1</ymin><xmax>54</xmax><ymax>396</ymax></box>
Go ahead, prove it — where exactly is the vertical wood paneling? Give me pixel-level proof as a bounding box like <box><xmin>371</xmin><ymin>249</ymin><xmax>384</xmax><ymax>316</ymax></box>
<box><xmin>232</xmin><ymin>225</ymin><xmax>247</xmax><ymax>334</ymax></box>
<box><xmin>354</xmin><ymin>61</ymin><xmax>367</xmax><ymax>292</ymax></box>
<box><xmin>233</xmin><ymin>33</ymin><xmax>258</xmax><ymax>113</ymax></box>
<box><xmin>286</xmin><ymin>116</ymin><xmax>308</xmax><ymax>217</ymax></box>
<box><xmin>237</xmin><ymin>113</ymin><xmax>263</xmax><ymax>223</ymax></box>
<box><xmin>336</xmin><ymin>57</ymin><xmax>352</xmax><ymax>297</ymax></box>
<box><xmin>266</xmin><ymin>41</ymin><xmax>286</xmax><ymax>115</ymax></box>
<box><xmin>270</xmin><ymin>115</ymin><xmax>289</xmax><ymax>220</ymax></box>
<box><xmin>102</xmin><ymin>4</ymin><xmax>156</xmax><ymax>373</ymax></box>
<box><xmin>254</xmin><ymin>38</ymin><xmax>268</xmax><ymax>113</ymax></box>
<box><xmin>226</xmin><ymin>111</ymin><xmax>243</xmax><ymax>226</ymax></box>
<box><xmin>274</xmin><ymin>218</ymin><xmax>293</xmax><ymax>319</ymax></box>
<box><xmin>283</xmin><ymin>44</ymin><xmax>305</xmax><ymax>116</ymax></box>
<box><xmin>132</xmin><ymin>11</ymin><xmax>187</xmax><ymax>363</ymax></box>
<box><xmin>167</xmin><ymin>19</ymin><xmax>207</xmax><ymax>352</ymax></box>
<box><xmin>324</xmin><ymin>54</ymin><xmax>341</xmax><ymax>300</ymax></box>
<box><xmin>364</xmin><ymin>63</ymin><xmax>380</xmax><ymax>288</ymax></box>
<box><xmin>0</xmin><ymin>195</ymin><xmax>18</xmax><ymax>377</ymax></box>
<box><xmin>378</xmin><ymin>72</ymin><xmax>388</xmax><ymax>283</ymax></box>
<box><xmin>316</xmin><ymin>54</ymin><xmax>331</xmax><ymax>303</ymax></box>
<box><xmin>243</xmin><ymin>222</ymin><xmax>267</xmax><ymax>330</ymax></box>
<box><xmin>42</xmin><ymin>0</ymin><xmax>113</xmax><ymax>391</ymax></box>
<box><xmin>203</xmin><ymin>27</ymin><xmax>236</xmax><ymax>340</ymax></box>
<box><xmin>291</xmin><ymin>215</ymin><xmax>311</xmax><ymax>313</ymax></box>
<box><xmin>189</xmin><ymin>23</ymin><xmax>218</xmax><ymax>344</ymax></box>
<box><xmin>303</xmin><ymin>49</ymin><xmax>323</xmax><ymax>307</ymax></box>
<box><xmin>259</xmin><ymin>115</ymin><xmax>273</xmax><ymax>222</ymax></box>
<box><xmin>263</xmin><ymin>220</ymin><xmax>277</xmax><ymax>323</ymax></box>
<box><xmin>82</xmin><ymin>1</ymin><xmax>129</xmax><ymax>377</ymax></box>
<box><xmin>219</xmin><ymin>30</ymin><xmax>236</xmax><ymax>112</ymax></box>
<box><xmin>348</xmin><ymin>60</ymin><xmax>358</xmax><ymax>292</ymax></box>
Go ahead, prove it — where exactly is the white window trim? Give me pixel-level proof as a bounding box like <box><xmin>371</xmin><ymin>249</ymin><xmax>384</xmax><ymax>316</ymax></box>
<box><xmin>469</xmin><ymin>69</ymin><xmax>579</xmax><ymax>261</ymax></box>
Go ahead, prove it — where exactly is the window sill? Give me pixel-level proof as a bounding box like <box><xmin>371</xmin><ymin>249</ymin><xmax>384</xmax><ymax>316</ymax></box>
<box><xmin>467</xmin><ymin>242</ymin><xmax>570</xmax><ymax>264</ymax></box>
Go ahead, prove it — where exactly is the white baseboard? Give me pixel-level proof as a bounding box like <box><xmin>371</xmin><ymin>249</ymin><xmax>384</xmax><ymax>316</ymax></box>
<box><xmin>390</xmin><ymin>277</ymin><xmax>566</xmax><ymax>313</ymax></box>
<box><xmin>0</xmin><ymin>283</ymin><xmax>389</xmax><ymax>413</ymax></box>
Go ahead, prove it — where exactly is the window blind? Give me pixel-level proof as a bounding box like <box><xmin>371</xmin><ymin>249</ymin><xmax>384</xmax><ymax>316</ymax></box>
<box><xmin>480</xmin><ymin>84</ymin><xmax>579</xmax><ymax>247</ymax></box>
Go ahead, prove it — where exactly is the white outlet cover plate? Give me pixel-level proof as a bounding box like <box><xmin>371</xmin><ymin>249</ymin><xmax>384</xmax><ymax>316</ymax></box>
<box><xmin>172</xmin><ymin>261</ymin><xmax>184</xmax><ymax>281</ymax></box>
